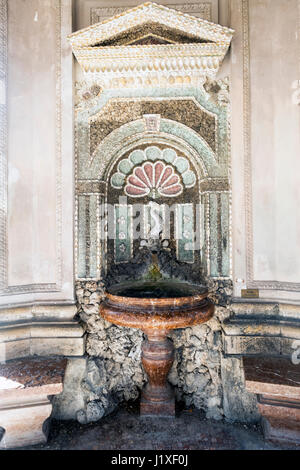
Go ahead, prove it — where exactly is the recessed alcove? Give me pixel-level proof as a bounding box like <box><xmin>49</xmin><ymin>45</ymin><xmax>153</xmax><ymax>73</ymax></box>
<box><xmin>69</xmin><ymin>1</ymin><xmax>234</xmax><ymax>424</ymax></box>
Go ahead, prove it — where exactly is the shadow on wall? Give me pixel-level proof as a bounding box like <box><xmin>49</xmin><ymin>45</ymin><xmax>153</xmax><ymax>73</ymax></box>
<box><xmin>0</xmin><ymin>427</ymin><xmax>5</xmax><ymax>446</ymax></box>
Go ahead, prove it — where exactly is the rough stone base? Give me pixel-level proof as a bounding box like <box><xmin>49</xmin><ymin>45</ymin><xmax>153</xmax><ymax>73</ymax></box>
<box><xmin>221</xmin><ymin>356</ymin><xmax>260</xmax><ymax>423</ymax></box>
<box><xmin>71</xmin><ymin>280</ymin><xmax>261</xmax><ymax>424</ymax></box>
<box><xmin>52</xmin><ymin>358</ymin><xmax>88</xmax><ymax>421</ymax></box>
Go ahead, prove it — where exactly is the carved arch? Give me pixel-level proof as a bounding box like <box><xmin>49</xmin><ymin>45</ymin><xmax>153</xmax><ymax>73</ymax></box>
<box><xmin>89</xmin><ymin>119</ymin><xmax>224</xmax><ymax>182</ymax></box>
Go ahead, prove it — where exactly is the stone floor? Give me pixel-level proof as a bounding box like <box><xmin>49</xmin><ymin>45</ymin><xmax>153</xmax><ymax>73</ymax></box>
<box><xmin>17</xmin><ymin>402</ymin><xmax>300</xmax><ymax>451</ymax></box>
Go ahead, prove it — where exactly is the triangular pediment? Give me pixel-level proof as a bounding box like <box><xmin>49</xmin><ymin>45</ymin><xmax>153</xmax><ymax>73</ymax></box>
<box><xmin>68</xmin><ymin>2</ymin><xmax>233</xmax><ymax>49</ymax></box>
<box><xmin>69</xmin><ymin>2</ymin><xmax>234</xmax><ymax>90</ymax></box>
<box><xmin>90</xmin><ymin>22</ymin><xmax>213</xmax><ymax>47</ymax></box>
<box><xmin>125</xmin><ymin>34</ymin><xmax>176</xmax><ymax>46</ymax></box>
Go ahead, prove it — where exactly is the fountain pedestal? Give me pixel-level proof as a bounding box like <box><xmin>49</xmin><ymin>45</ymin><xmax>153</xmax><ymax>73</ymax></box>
<box><xmin>141</xmin><ymin>329</ymin><xmax>175</xmax><ymax>417</ymax></box>
<box><xmin>100</xmin><ymin>280</ymin><xmax>214</xmax><ymax>418</ymax></box>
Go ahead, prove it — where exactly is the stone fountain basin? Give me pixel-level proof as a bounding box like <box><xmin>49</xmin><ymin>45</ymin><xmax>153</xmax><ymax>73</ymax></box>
<box><xmin>100</xmin><ymin>280</ymin><xmax>214</xmax><ymax>417</ymax></box>
<box><xmin>100</xmin><ymin>280</ymin><xmax>214</xmax><ymax>330</ymax></box>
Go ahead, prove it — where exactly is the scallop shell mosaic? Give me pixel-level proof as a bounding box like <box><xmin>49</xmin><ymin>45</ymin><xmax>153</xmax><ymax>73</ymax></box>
<box><xmin>111</xmin><ymin>146</ymin><xmax>196</xmax><ymax>198</ymax></box>
<box><xmin>126</xmin><ymin>162</ymin><xmax>182</xmax><ymax>198</ymax></box>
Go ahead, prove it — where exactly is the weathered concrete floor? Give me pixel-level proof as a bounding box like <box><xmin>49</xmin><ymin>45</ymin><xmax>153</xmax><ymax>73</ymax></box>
<box><xmin>19</xmin><ymin>403</ymin><xmax>299</xmax><ymax>451</ymax></box>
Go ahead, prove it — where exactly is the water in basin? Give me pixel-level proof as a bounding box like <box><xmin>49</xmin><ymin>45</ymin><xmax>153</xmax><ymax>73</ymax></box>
<box><xmin>107</xmin><ymin>280</ymin><xmax>207</xmax><ymax>299</ymax></box>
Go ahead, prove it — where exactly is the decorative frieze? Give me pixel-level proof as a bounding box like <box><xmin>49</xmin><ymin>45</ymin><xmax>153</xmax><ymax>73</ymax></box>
<box><xmin>72</xmin><ymin>43</ymin><xmax>230</xmax><ymax>91</ymax></box>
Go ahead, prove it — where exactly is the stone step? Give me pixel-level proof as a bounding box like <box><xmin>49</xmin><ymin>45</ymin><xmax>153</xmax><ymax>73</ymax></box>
<box><xmin>0</xmin><ymin>357</ymin><xmax>67</xmax><ymax>449</ymax></box>
<box><xmin>243</xmin><ymin>357</ymin><xmax>300</xmax><ymax>445</ymax></box>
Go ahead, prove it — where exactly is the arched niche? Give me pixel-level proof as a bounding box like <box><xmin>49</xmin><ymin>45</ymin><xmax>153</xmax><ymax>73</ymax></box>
<box><xmin>75</xmin><ymin>121</ymin><xmax>230</xmax><ymax>282</ymax></box>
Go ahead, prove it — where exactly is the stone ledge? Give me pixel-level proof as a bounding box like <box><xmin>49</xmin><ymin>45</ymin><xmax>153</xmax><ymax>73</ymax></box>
<box><xmin>243</xmin><ymin>357</ymin><xmax>300</xmax><ymax>445</ymax></box>
<box><xmin>224</xmin><ymin>334</ymin><xmax>297</xmax><ymax>357</ymax></box>
<box><xmin>0</xmin><ymin>336</ymin><xmax>85</xmax><ymax>362</ymax></box>
<box><xmin>0</xmin><ymin>357</ymin><xmax>67</xmax><ymax>449</ymax></box>
<box><xmin>223</xmin><ymin>304</ymin><xmax>300</xmax><ymax>356</ymax></box>
<box><xmin>0</xmin><ymin>321</ymin><xmax>83</xmax><ymax>341</ymax></box>
<box><xmin>0</xmin><ymin>305</ymin><xmax>85</xmax><ymax>360</ymax></box>
<box><xmin>0</xmin><ymin>303</ymin><xmax>78</xmax><ymax>323</ymax></box>
<box><xmin>230</xmin><ymin>302</ymin><xmax>300</xmax><ymax>319</ymax></box>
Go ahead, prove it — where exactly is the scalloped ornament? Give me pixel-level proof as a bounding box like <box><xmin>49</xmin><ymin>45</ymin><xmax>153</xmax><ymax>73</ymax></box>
<box><xmin>111</xmin><ymin>146</ymin><xmax>196</xmax><ymax>198</ymax></box>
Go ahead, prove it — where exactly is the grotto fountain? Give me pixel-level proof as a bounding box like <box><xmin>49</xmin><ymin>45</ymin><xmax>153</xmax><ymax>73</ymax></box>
<box><xmin>69</xmin><ymin>2</ymin><xmax>234</xmax><ymax>422</ymax></box>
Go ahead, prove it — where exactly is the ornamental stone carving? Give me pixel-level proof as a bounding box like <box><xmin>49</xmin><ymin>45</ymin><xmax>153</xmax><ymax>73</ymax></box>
<box><xmin>69</xmin><ymin>2</ymin><xmax>234</xmax><ymax>90</ymax></box>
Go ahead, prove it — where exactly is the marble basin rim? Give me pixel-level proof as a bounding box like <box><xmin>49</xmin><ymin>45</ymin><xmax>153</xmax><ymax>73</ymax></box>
<box><xmin>100</xmin><ymin>280</ymin><xmax>214</xmax><ymax>331</ymax></box>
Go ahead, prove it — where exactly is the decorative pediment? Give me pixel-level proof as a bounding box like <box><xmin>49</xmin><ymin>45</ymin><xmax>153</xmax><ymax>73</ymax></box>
<box><xmin>69</xmin><ymin>2</ymin><xmax>234</xmax><ymax>89</ymax></box>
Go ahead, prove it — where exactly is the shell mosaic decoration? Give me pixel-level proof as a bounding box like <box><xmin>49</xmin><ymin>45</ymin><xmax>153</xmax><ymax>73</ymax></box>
<box><xmin>126</xmin><ymin>162</ymin><xmax>182</xmax><ymax>198</ymax></box>
<box><xmin>111</xmin><ymin>146</ymin><xmax>196</xmax><ymax>198</ymax></box>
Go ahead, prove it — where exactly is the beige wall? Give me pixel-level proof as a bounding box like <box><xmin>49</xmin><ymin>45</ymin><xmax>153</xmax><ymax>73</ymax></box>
<box><xmin>250</xmin><ymin>0</ymin><xmax>300</xmax><ymax>284</ymax></box>
<box><xmin>230</xmin><ymin>0</ymin><xmax>300</xmax><ymax>303</ymax></box>
<box><xmin>0</xmin><ymin>0</ymin><xmax>74</xmax><ymax>305</ymax></box>
<box><xmin>7</xmin><ymin>0</ymin><xmax>58</xmax><ymax>287</ymax></box>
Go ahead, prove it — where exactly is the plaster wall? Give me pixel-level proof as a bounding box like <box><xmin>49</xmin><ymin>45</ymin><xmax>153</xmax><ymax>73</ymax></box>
<box><xmin>230</xmin><ymin>0</ymin><xmax>300</xmax><ymax>302</ymax></box>
<box><xmin>7</xmin><ymin>0</ymin><xmax>58</xmax><ymax>288</ymax></box>
<box><xmin>0</xmin><ymin>0</ymin><xmax>84</xmax><ymax>361</ymax></box>
<box><xmin>0</xmin><ymin>0</ymin><xmax>75</xmax><ymax>305</ymax></box>
<box><xmin>250</xmin><ymin>0</ymin><xmax>300</xmax><ymax>285</ymax></box>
